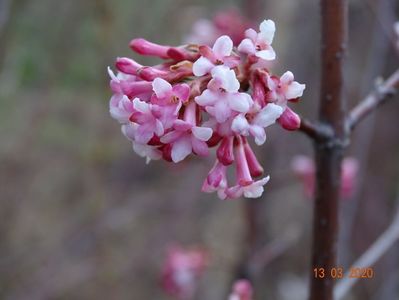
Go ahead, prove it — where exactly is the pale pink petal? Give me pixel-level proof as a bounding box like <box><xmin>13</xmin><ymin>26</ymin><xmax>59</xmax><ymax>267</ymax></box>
<box><xmin>135</xmin><ymin>124</ymin><xmax>155</xmax><ymax>144</ymax></box>
<box><xmin>211</xmin><ymin>66</ymin><xmax>240</xmax><ymax>93</ymax></box>
<box><xmin>173</xmin><ymin>119</ymin><xmax>193</xmax><ymax>132</ymax></box>
<box><xmin>192</xmin><ymin>126</ymin><xmax>213</xmax><ymax>141</ymax></box>
<box><xmin>249</xmin><ymin>125</ymin><xmax>266</xmax><ymax>145</ymax></box>
<box><xmin>227</xmin><ymin>93</ymin><xmax>253</xmax><ymax>113</ymax></box>
<box><xmin>152</xmin><ymin>77</ymin><xmax>172</xmax><ymax>98</ymax></box>
<box><xmin>212</xmin><ymin>35</ymin><xmax>233</xmax><ymax>58</ymax></box>
<box><xmin>285</xmin><ymin>82</ymin><xmax>306</xmax><ymax>99</ymax></box>
<box><xmin>226</xmin><ymin>185</ymin><xmax>244</xmax><ymax>199</ymax></box>
<box><xmin>172</xmin><ymin>84</ymin><xmax>190</xmax><ymax>102</ymax></box>
<box><xmin>280</xmin><ymin>71</ymin><xmax>294</xmax><ymax>85</ymax></box>
<box><xmin>231</xmin><ymin>114</ymin><xmax>250</xmax><ymax>134</ymax></box>
<box><xmin>211</xmin><ymin>100</ymin><xmax>231</xmax><ymax>123</ymax></box>
<box><xmin>243</xmin><ymin>176</ymin><xmax>270</xmax><ymax>198</ymax></box>
<box><xmin>245</xmin><ymin>28</ymin><xmax>258</xmax><ymax>41</ymax></box>
<box><xmin>160</xmin><ymin>130</ymin><xmax>183</xmax><ymax>144</ymax></box>
<box><xmin>132</xmin><ymin>97</ymin><xmax>150</xmax><ymax>113</ymax></box>
<box><xmin>192</xmin><ymin>56</ymin><xmax>214</xmax><ymax>76</ymax></box>
<box><xmin>155</xmin><ymin>119</ymin><xmax>164</xmax><ymax>136</ymax></box>
<box><xmin>195</xmin><ymin>89</ymin><xmax>218</xmax><ymax>106</ymax></box>
<box><xmin>237</xmin><ymin>38</ymin><xmax>256</xmax><ymax>55</ymax></box>
<box><xmin>259</xmin><ymin>19</ymin><xmax>275</xmax><ymax>44</ymax></box>
<box><xmin>171</xmin><ymin>135</ymin><xmax>192</xmax><ymax>163</ymax></box>
<box><xmin>255</xmin><ymin>48</ymin><xmax>276</xmax><ymax>60</ymax></box>
<box><xmin>133</xmin><ymin>142</ymin><xmax>162</xmax><ymax>164</ymax></box>
<box><xmin>253</xmin><ymin>103</ymin><xmax>283</xmax><ymax>127</ymax></box>
<box><xmin>191</xmin><ymin>138</ymin><xmax>209</xmax><ymax>156</ymax></box>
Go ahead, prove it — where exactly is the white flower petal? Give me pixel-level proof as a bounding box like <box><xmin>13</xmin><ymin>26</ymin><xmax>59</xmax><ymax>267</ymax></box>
<box><xmin>249</xmin><ymin>125</ymin><xmax>266</xmax><ymax>145</ymax></box>
<box><xmin>192</xmin><ymin>56</ymin><xmax>214</xmax><ymax>76</ymax></box>
<box><xmin>132</xmin><ymin>97</ymin><xmax>150</xmax><ymax>113</ymax></box>
<box><xmin>253</xmin><ymin>103</ymin><xmax>283</xmax><ymax>127</ymax></box>
<box><xmin>255</xmin><ymin>48</ymin><xmax>276</xmax><ymax>60</ymax></box>
<box><xmin>280</xmin><ymin>71</ymin><xmax>294</xmax><ymax>85</ymax></box>
<box><xmin>211</xmin><ymin>65</ymin><xmax>240</xmax><ymax>93</ymax></box>
<box><xmin>212</xmin><ymin>35</ymin><xmax>233</xmax><ymax>58</ymax></box>
<box><xmin>152</xmin><ymin>77</ymin><xmax>172</xmax><ymax>98</ymax></box>
<box><xmin>245</xmin><ymin>28</ymin><xmax>258</xmax><ymax>41</ymax></box>
<box><xmin>171</xmin><ymin>136</ymin><xmax>192</xmax><ymax>163</ymax></box>
<box><xmin>231</xmin><ymin>114</ymin><xmax>250</xmax><ymax>134</ymax></box>
<box><xmin>285</xmin><ymin>82</ymin><xmax>306</xmax><ymax>99</ymax></box>
<box><xmin>259</xmin><ymin>19</ymin><xmax>275</xmax><ymax>44</ymax></box>
<box><xmin>237</xmin><ymin>38</ymin><xmax>256</xmax><ymax>55</ymax></box>
<box><xmin>227</xmin><ymin>92</ymin><xmax>253</xmax><ymax>113</ymax></box>
<box><xmin>192</xmin><ymin>126</ymin><xmax>213</xmax><ymax>141</ymax></box>
<box><xmin>195</xmin><ymin>89</ymin><xmax>218</xmax><ymax>106</ymax></box>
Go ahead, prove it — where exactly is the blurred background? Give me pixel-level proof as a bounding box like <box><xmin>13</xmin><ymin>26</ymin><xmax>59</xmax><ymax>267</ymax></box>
<box><xmin>0</xmin><ymin>0</ymin><xmax>398</xmax><ymax>299</ymax></box>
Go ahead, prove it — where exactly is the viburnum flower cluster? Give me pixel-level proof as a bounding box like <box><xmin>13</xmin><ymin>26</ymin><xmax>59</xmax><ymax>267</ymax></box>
<box><xmin>108</xmin><ymin>19</ymin><xmax>305</xmax><ymax>200</ymax></box>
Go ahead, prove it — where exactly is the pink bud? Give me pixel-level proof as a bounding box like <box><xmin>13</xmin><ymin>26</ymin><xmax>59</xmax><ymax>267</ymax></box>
<box><xmin>341</xmin><ymin>158</ymin><xmax>359</xmax><ymax>199</ymax></box>
<box><xmin>136</xmin><ymin>66</ymin><xmax>169</xmax><ymax>81</ymax></box>
<box><xmin>130</xmin><ymin>38</ymin><xmax>170</xmax><ymax>59</ymax></box>
<box><xmin>242</xmin><ymin>137</ymin><xmax>263</xmax><ymax>177</ymax></box>
<box><xmin>278</xmin><ymin>107</ymin><xmax>301</xmax><ymax>130</ymax></box>
<box><xmin>235</xmin><ymin>136</ymin><xmax>253</xmax><ymax>186</ymax></box>
<box><xmin>120</xmin><ymin>81</ymin><xmax>153</xmax><ymax>98</ymax></box>
<box><xmin>115</xmin><ymin>57</ymin><xmax>142</xmax><ymax>75</ymax></box>
<box><xmin>217</xmin><ymin>136</ymin><xmax>234</xmax><ymax>165</ymax></box>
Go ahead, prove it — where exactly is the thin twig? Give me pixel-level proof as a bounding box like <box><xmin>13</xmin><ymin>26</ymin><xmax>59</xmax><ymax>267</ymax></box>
<box><xmin>299</xmin><ymin>117</ymin><xmax>332</xmax><ymax>141</ymax></box>
<box><xmin>347</xmin><ymin>69</ymin><xmax>399</xmax><ymax>131</ymax></box>
<box><xmin>334</xmin><ymin>200</ymin><xmax>399</xmax><ymax>300</ymax></box>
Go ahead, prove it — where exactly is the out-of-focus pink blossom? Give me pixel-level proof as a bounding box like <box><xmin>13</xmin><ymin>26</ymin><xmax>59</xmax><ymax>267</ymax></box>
<box><xmin>228</xmin><ymin>279</ymin><xmax>253</xmax><ymax>300</ymax></box>
<box><xmin>108</xmin><ymin>18</ymin><xmax>305</xmax><ymax>199</ymax></box>
<box><xmin>161</xmin><ymin>245</ymin><xmax>208</xmax><ymax>300</ymax></box>
<box><xmin>291</xmin><ymin>155</ymin><xmax>359</xmax><ymax>199</ymax></box>
<box><xmin>185</xmin><ymin>9</ymin><xmax>252</xmax><ymax>46</ymax></box>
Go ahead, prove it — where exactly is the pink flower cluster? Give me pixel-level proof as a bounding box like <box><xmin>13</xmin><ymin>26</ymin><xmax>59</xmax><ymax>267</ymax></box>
<box><xmin>161</xmin><ymin>245</ymin><xmax>208</xmax><ymax>300</ymax></box>
<box><xmin>291</xmin><ymin>155</ymin><xmax>359</xmax><ymax>199</ymax></box>
<box><xmin>108</xmin><ymin>19</ymin><xmax>305</xmax><ymax>200</ymax></box>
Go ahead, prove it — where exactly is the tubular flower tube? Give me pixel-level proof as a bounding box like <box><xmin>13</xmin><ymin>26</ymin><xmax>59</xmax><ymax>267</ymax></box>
<box><xmin>108</xmin><ymin>19</ymin><xmax>306</xmax><ymax>199</ymax></box>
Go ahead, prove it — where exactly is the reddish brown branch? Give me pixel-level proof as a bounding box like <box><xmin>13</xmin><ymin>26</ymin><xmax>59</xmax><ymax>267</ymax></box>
<box><xmin>309</xmin><ymin>1</ymin><xmax>348</xmax><ymax>300</ymax></box>
<box><xmin>347</xmin><ymin>69</ymin><xmax>399</xmax><ymax>130</ymax></box>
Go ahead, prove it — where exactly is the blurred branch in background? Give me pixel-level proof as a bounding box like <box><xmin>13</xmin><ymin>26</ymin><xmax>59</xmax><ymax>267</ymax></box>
<box><xmin>335</xmin><ymin>193</ymin><xmax>399</xmax><ymax>300</ymax></box>
<box><xmin>347</xmin><ymin>69</ymin><xmax>399</xmax><ymax>131</ymax></box>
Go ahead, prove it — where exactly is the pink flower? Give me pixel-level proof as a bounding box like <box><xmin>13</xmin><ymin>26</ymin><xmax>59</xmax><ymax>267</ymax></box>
<box><xmin>202</xmin><ymin>160</ymin><xmax>228</xmax><ymax>200</ymax></box>
<box><xmin>238</xmin><ymin>19</ymin><xmax>276</xmax><ymax>60</ymax></box>
<box><xmin>109</xmin><ymin>94</ymin><xmax>134</xmax><ymax>123</ymax></box>
<box><xmin>266</xmin><ymin>71</ymin><xmax>305</xmax><ymax>130</ymax></box>
<box><xmin>266</xmin><ymin>71</ymin><xmax>306</xmax><ymax>105</ymax></box>
<box><xmin>161</xmin><ymin>245</ymin><xmax>208</xmax><ymax>300</ymax></box>
<box><xmin>160</xmin><ymin>102</ymin><xmax>213</xmax><ymax>163</ymax></box>
<box><xmin>192</xmin><ymin>36</ymin><xmax>239</xmax><ymax>76</ymax></box>
<box><xmin>231</xmin><ymin>103</ymin><xmax>283</xmax><ymax>145</ymax></box>
<box><xmin>291</xmin><ymin>156</ymin><xmax>359</xmax><ymax>199</ymax></box>
<box><xmin>228</xmin><ymin>279</ymin><xmax>253</xmax><ymax>300</ymax></box>
<box><xmin>195</xmin><ymin>66</ymin><xmax>253</xmax><ymax>123</ymax></box>
<box><xmin>129</xmin><ymin>98</ymin><xmax>167</xmax><ymax>144</ymax></box>
<box><xmin>151</xmin><ymin>77</ymin><xmax>190</xmax><ymax>105</ymax></box>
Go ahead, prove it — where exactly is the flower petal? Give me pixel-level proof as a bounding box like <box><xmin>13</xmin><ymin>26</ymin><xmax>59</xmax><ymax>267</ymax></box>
<box><xmin>227</xmin><ymin>92</ymin><xmax>253</xmax><ymax>113</ymax></box>
<box><xmin>249</xmin><ymin>125</ymin><xmax>266</xmax><ymax>145</ymax></box>
<box><xmin>259</xmin><ymin>19</ymin><xmax>275</xmax><ymax>44</ymax></box>
<box><xmin>231</xmin><ymin>114</ymin><xmax>250</xmax><ymax>134</ymax></box>
<box><xmin>253</xmin><ymin>103</ymin><xmax>283</xmax><ymax>127</ymax></box>
<box><xmin>191</xmin><ymin>138</ymin><xmax>209</xmax><ymax>156</ymax></box>
<box><xmin>237</xmin><ymin>38</ymin><xmax>256</xmax><ymax>55</ymax></box>
<box><xmin>280</xmin><ymin>71</ymin><xmax>294</xmax><ymax>85</ymax></box>
<box><xmin>192</xmin><ymin>126</ymin><xmax>213</xmax><ymax>141</ymax></box>
<box><xmin>192</xmin><ymin>56</ymin><xmax>214</xmax><ymax>76</ymax></box>
<box><xmin>285</xmin><ymin>82</ymin><xmax>306</xmax><ymax>99</ymax></box>
<box><xmin>152</xmin><ymin>77</ymin><xmax>172</xmax><ymax>98</ymax></box>
<box><xmin>212</xmin><ymin>35</ymin><xmax>233</xmax><ymax>58</ymax></box>
<box><xmin>255</xmin><ymin>47</ymin><xmax>276</xmax><ymax>60</ymax></box>
<box><xmin>172</xmin><ymin>83</ymin><xmax>190</xmax><ymax>102</ymax></box>
<box><xmin>171</xmin><ymin>135</ymin><xmax>192</xmax><ymax>163</ymax></box>
<box><xmin>195</xmin><ymin>89</ymin><xmax>218</xmax><ymax>106</ymax></box>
